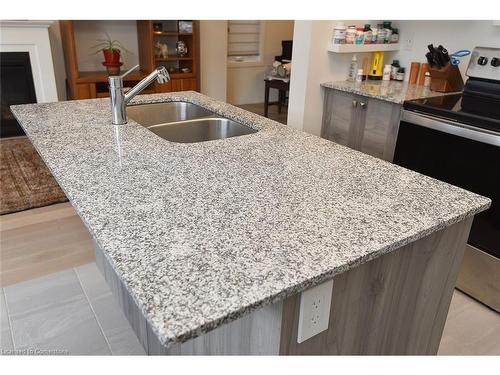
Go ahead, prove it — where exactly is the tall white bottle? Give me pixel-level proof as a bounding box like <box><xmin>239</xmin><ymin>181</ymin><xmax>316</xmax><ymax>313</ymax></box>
<box><xmin>348</xmin><ymin>54</ymin><xmax>358</xmax><ymax>82</ymax></box>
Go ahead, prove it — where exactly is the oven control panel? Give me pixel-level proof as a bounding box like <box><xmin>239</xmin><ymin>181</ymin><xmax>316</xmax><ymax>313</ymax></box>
<box><xmin>467</xmin><ymin>46</ymin><xmax>500</xmax><ymax>81</ymax></box>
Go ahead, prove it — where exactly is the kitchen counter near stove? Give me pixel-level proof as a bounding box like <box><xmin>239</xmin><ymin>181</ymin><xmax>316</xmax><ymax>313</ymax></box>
<box><xmin>321</xmin><ymin>80</ymin><xmax>458</xmax><ymax>104</ymax></box>
<box><xmin>11</xmin><ymin>92</ymin><xmax>490</xmax><ymax>355</ymax></box>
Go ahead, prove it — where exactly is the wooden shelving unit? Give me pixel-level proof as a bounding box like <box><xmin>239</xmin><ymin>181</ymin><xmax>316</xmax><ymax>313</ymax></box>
<box><xmin>60</xmin><ymin>20</ymin><xmax>200</xmax><ymax>100</ymax></box>
<box><xmin>137</xmin><ymin>20</ymin><xmax>199</xmax><ymax>93</ymax></box>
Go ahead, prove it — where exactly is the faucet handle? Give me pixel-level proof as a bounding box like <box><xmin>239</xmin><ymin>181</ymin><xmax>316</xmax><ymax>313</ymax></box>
<box><xmin>120</xmin><ymin>64</ymin><xmax>140</xmax><ymax>79</ymax></box>
<box><xmin>156</xmin><ymin>66</ymin><xmax>170</xmax><ymax>84</ymax></box>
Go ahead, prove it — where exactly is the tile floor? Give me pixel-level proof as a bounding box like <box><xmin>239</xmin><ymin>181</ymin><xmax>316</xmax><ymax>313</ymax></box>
<box><xmin>0</xmin><ymin>263</ymin><xmax>144</xmax><ymax>355</ymax></box>
<box><xmin>0</xmin><ymin>262</ymin><xmax>499</xmax><ymax>355</ymax></box>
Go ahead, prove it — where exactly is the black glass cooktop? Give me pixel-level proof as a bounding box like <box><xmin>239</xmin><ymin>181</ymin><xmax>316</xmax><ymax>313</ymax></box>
<box><xmin>404</xmin><ymin>94</ymin><xmax>500</xmax><ymax>133</ymax></box>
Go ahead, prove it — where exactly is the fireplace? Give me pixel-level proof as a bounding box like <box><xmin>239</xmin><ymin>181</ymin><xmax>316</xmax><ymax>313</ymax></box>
<box><xmin>1</xmin><ymin>52</ymin><xmax>37</xmax><ymax>137</ymax></box>
<box><xmin>0</xmin><ymin>20</ymin><xmax>58</xmax><ymax>137</ymax></box>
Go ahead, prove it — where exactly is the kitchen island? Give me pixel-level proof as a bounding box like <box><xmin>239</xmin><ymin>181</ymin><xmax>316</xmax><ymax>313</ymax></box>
<box><xmin>11</xmin><ymin>92</ymin><xmax>490</xmax><ymax>355</ymax></box>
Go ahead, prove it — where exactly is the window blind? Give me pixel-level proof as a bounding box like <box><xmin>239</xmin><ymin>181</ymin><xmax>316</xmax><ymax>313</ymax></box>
<box><xmin>227</xmin><ymin>21</ymin><xmax>261</xmax><ymax>57</ymax></box>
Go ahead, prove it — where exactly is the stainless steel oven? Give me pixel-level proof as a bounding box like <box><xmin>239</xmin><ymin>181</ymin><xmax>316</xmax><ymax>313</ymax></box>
<box><xmin>394</xmin><ymin>107</ymin><xmax>500</xmax><ymax>312</ymax></box>
<box><xmin>394</xmin><ymin>46</ymin><xmax>500</xmax><ymax>312</ymax></box>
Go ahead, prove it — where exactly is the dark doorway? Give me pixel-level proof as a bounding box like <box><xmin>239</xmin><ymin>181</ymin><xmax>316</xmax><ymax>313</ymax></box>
<box><xmin>1</xmin><ymin>52</ymin><xmax>37</xmax><ymax>138</ymax></box>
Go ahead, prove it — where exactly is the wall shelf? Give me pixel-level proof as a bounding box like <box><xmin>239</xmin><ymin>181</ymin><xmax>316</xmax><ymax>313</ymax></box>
<box><xmin>155</xmin><ymin>56</ymin><xmax>193</xmax><ymax>62</ymax></box>
<box><xmin>154</xmin><ymin>32</ymin><xmax>193</xmax><ymax>37</ymax></box>
<box><xmin>328</xmin><ymin>44</ymin><xmax>400</xmax><ymax>54</ymax></box>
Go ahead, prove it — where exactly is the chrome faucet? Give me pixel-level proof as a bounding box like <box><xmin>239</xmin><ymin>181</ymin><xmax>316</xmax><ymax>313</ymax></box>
<box><xmin>108</xmin><ymin>65</ymin><xmax>170</xmax><ymax>125</ymax></box>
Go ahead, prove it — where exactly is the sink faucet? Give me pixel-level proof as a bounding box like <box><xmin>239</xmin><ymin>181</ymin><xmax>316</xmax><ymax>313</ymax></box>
<box><xmin>108</xmin><ymin>64</ymin><xmax>170</xmax><ymax>125</ymax></box>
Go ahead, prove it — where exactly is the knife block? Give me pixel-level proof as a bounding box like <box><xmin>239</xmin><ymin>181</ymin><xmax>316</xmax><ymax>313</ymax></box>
<box><xmin>428</xmin><ymin>64</ymin><xmax>464</xmax><ymax>92</ymax></box>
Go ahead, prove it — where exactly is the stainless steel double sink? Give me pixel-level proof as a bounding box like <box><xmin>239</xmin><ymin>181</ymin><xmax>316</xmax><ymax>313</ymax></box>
<box><xmin>127</xmin><ymin>102</ymin><xmax>257</xmax><ymax>143</ymax></box>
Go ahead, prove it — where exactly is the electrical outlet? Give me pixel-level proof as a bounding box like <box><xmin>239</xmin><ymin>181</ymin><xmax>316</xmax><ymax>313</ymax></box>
<box><xmin>297</xmin><ymin>279</ymin><xmax>333</xmax><ymax>343</ymax></box>
<box><xmin>403</xmin><ymin>34</ymin><xmax>414</xmax><ymax>51</ymax></box>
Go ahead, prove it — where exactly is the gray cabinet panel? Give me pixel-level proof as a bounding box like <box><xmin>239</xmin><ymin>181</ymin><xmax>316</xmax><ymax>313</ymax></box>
<box><xmin>321</xmin><ymin>89</ymin><xmax>356</xmax><ymax>146</ymax></box>
<box><xmin>360</xmin><ymin>97</ymin><xmax>401</xmax><ymax>161</ymax></box>
<box><xmin>321</xmin><ymin>88</ymin><xmax>402</xmax><ymax>162</ymax></box>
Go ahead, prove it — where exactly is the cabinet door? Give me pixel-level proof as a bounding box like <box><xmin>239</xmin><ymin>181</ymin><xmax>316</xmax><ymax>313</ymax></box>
<box><xmin>180</xmin><ymin>78</ymin><xmax>197</xmax><ymax>91</ymax></box>
<box><xmin>359</xmin><ymin>97</ymin><xmax>401</xmax><ymax>162</ymax></box>
<box><xmin>171</xmin><ymin>78</ymin><xmax>197</xmax><ymax>92</ymax></box>
<box><xmin>321</xmin><ymin>89</ymin><xmax>357</xmax><ymax>147</ymax></box>
<box><xmin>155</xmin><ymin>81</ymin><xmax>173</xmax><ymax>93</ymax></box>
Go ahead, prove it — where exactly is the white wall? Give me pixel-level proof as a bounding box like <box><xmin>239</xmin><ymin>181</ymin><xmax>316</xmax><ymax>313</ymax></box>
<box><xmin>47</xmin><ymin>21</ymin><xmax>67</xmax><ymax>101</ymax></box>
<box><xmin>199</xmin><ymin>21</ymin><xmax>228</xmax><ymax>101</ymax></box>
<box><xmin>393</xmin><ymin>21</ymin><xmax>500</xmax><ymax>79</ymax></box>
<box><xmin>287</xmin><ymin>21</ymin><xmax>312</xmax><ymax>133</ymax></box>
<box><xmin>288</xmin><ymin>20</ymin><xmax>500</xmax><ymax>137</ymax></box>
<box><xmin>227</xmin><ymin>20</ymin><xmax>294</xmax><ymax>105</ymax></box>
<box><xmin>73</xmin><ymin>20</ymin><xmax>140</xmax><ymax>72</ymax></box>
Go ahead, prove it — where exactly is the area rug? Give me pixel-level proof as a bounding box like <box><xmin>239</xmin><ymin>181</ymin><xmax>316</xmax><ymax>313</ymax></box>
<box><xmin>0</xmin><ymin>137</ymin><xmax>67</xmax><ymax>215</ymax></box>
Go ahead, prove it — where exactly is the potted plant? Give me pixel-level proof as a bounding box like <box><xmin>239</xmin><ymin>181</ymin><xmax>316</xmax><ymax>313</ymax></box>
<box><xmin>91</xmin><ymin>33</ymin><xmax>128</xmax><ymax>75</ymax></box>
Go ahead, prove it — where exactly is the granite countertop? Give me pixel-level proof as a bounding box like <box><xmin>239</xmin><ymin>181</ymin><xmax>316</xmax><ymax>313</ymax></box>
<box><xmin>321</xmin><ymin>80</ymin><xmax>459</xmax><ymax>104</ymax></box>
<box><xmin>11</xmin><ymin>92</ymin><xmax>490</xmax><ymax>348</ymax></box>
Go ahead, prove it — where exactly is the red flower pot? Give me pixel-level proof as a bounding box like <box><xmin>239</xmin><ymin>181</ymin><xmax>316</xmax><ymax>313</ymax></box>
<box><xmin>102</xmin><ymin>49</ymin><xmax>121</xmax><ymax>65</ymax></box>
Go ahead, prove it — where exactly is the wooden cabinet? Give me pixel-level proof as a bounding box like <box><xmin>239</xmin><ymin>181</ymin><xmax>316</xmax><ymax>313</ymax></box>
<box><xmin>321</xmin><ymin>88</ymin><xmax>402</xmax><ymax>162</ymax></box>
<box><xmin>170</xmin><ymin>78</ymin><xmax>197</xmax><ymax>92</ymax></box>
<box><xmin>137</xmin><ymin>20</ymin><xmax>200</xmax><ymax>94</ymax></box>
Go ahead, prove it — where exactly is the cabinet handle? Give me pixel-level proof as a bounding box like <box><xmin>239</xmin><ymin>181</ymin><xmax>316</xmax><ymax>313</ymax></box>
<box><xmin>352</xmin><ymin>100</ymin><xmax>358</xmax><ymax>108</ymax></box>
<box><xmin>359</xmin><ymin>102</ymin><xmax>366</xmax><ymax>109</ymax></box>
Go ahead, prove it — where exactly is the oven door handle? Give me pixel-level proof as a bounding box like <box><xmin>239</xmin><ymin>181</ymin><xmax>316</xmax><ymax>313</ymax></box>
<box><xmin>402</xmin><ymin>110</ymin><xmax>500</xmax><ymax>147</ymax></box>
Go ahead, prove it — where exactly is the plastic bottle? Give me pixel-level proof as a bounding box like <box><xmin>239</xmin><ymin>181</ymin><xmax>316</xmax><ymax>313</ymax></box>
<box><xmin>383</xmin><ymin>21</ymin><xmax>392</xmax><ymax>44</ymax></box>
<box><xmin>333</xmin><ymin>23</ymin><xmax>347</xmax><ymax>44</ymax></box>
<box><xmin>348</xmin><ymin>54</ymin><xmax>358</xmax><ymax>81</ymax></box>
<box><xmin>355</xmin><ymin>28</ymin><xmax>364</xmax><ymax>44</ymax></box>
<box><xmin>356</xmin><ymin>68</ymin><xmax>364</xmax><ymax>82</ymax></box>
<box><xmin>382</xmin><ymin>64</ymin><xmax>392</xmax><ymax>81</ymax></box>
<box><xmin>390</xmin><ymin>60</ymin><xmax>400</xmax><ymax>80</ymax></box>
<box><xmin>346</xmin><ymin>25</ymin><xmax>357</xmax><ymax>44</ymax></box>
<box><xmin>371</xmin><ymin>25</ymin><xmax>378</xmax><ymax>44</ymax></box>
<box><xmin>396</xmin><ymin>67</ymin><xmax>405</xmax><ymax>81</ymax></box>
